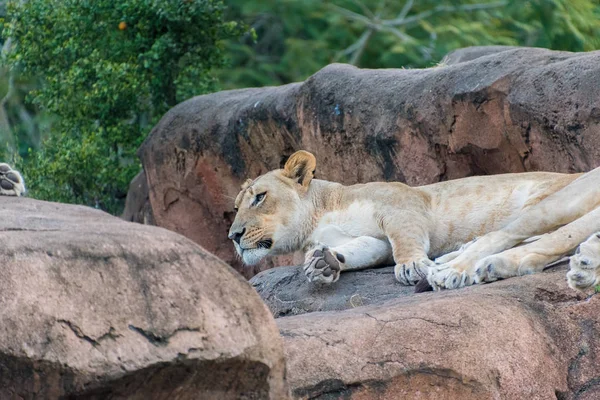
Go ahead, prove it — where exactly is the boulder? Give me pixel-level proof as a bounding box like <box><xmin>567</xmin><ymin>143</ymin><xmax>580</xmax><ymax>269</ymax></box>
<box><xmin>121</xmin><ymin>169</ymin><xmax>155</xmax><ymax>225</ymax></box>
<box><xmin>250</xmin><ymin>265</ymin><xmax>414</xmax><ymax>317</ymax></box>
<box><xmin>0</xmin><ymin>196</ymin><xmax>288</xmax><ymax>399</ymax></box>
<box><xmin>137</xmin><ymin>46</ymin><xmax>600</xmax><ymax>277</ymax></box>
<box><xmin>272</xmin><ymin>266</ymin><xmax>600</xmax><ymax>399</ymax></box>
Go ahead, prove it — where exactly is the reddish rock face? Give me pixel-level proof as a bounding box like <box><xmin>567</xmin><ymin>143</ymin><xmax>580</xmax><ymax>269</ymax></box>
<box><xmin>276</xmin><ymin>268</ymin><xmax>600</xmax><ymax>399</ymax></box>
<box><xmin>0</xmin><ymin>196</ymin><xmax>288</xmax><ymax>399</ymax></box>
<box><xmin>138</xmin><ymin>46</ymin><xmax>600</xmax><ymax>277</ymax></box>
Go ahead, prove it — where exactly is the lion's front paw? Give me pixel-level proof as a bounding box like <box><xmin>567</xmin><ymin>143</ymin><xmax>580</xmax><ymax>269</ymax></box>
<box><xmin>0</xmin><ymin>163</ymin><xmax>25</xmax><ymax>197</ymax></box>
<box><xmin>303</xmin><ymin>246</ymin><xmax>345</xmax><ymax>284</ymax></box>
<box><xmin>395</xmin><ymin>257</ymin><xmax>434</xmax><ymax>286</ymax></box>
<box><xmin>471</xmin><ymin>255</ymin><xmax>509</xmax><ymax>284</ymax></box>
<box><xmin>427</xmin><ymin>263</ymin><xmax>475</xmax><ymax>290</ymax></box>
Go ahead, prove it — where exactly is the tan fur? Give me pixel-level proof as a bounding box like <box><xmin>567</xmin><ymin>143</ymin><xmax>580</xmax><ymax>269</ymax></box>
<box><xmin>229</xmin><ymin>151</ymin><xmax>600</xmax><ymax>290</ymax></box>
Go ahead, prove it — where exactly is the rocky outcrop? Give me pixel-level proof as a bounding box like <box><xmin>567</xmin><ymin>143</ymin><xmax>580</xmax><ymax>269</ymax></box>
<box><xmin>0</xmin><ymin>196</ymin><xmax>288</xmax><ymax>399</ymax></box>
<box><xmin>137</xmin><ymin>46</ymin><xmax>600</xmax><ymax>277</ymax></box>
<box><xmin>251</xmin><ymin>265</ymin><xmax>414</xmax><ymax>317</ymax></box>
<box><xmin>121</xmin><ymin>169</ymin><xmax>155</xmax><ymax>225</ymax></box>
<box><xmin>267</xmin><ymin>266</ymin><xmax>600</xmax><ymax>399</ymax></box>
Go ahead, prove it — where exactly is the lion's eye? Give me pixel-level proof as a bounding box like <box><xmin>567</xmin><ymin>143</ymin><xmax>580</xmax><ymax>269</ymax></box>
<box><xmin>254</xmin><ymin>192</ymin><xmax>267</xmax><ymax>206</ymax></box>
<box><xmin>234</xmin><ymin>206</ymin><xmax>239</xmax><ymax>212</ymax></box>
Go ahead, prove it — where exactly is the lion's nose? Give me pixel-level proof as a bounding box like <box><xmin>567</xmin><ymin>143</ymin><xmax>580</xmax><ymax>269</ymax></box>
<box><xmin>228</xmin><ymin>227</ymin><xmax>246</xmax><ymax>244</ymax></box>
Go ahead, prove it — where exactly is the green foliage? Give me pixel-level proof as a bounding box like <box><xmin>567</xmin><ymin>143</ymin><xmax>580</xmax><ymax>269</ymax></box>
<box><xmin>595</xmin><ymin>284</ymin><xmax>600</xmax><ymax>294</ymax></box>
<box><xmin>219</xmin><ymin>0</ymin><xmax>600</xmax><ymax>89</ymax></box>
<box><xmin>4</xmin><ymin>0</ymin><xmax>247</xmax><ymax>213</ymax></box>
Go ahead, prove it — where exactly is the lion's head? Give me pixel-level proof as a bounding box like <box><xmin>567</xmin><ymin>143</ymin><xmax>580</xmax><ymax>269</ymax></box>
<box><xmin>228</xmin><ymin>150</ymin><xmax>317</xmax><ymax>265</ymax></box>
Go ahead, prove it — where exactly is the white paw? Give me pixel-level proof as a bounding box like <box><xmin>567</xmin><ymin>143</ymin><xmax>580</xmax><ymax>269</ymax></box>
<box><xmin>303</xmin><ymin>246</ymin><xmax>345</xmax><ymax>284</ymax></box>
<box><xmin>567</xmin><ymin>261</ymin><xmax>597</xmax><ymax>291</ymax></box>
<box><xmin>472</xmin><ymin>255</ymin><xmax>508</xmax><ymax>284</ymax></box>
<box><xmin>0</xmin><ymin>163</ymin><xmax>26</xmax><ymax>197</ymax></box>
<box><xmin>567</xmin><ymin>233</ymin><xmax>600</xmax><ymax>290</ymax></box>
<box><xmin>395</xmin><ymin>257</ymin><xmax>435</xmax><ymax>285</ymax></box>
<box><xmin>427</xmin><ymin>263</ymin><xmax>475</xmax><ymax>290</ymax></box>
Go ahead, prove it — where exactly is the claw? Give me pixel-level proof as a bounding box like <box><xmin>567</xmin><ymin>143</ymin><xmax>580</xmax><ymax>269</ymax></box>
<box><xmin>395</xmin><ymin>258</ymin><xmax>435</xmax><ymax>286</ymax></box>
<box><xmin>427</xmin><ymin>263</ymin><xmax>476</xmax><ymax>290</ymax></box>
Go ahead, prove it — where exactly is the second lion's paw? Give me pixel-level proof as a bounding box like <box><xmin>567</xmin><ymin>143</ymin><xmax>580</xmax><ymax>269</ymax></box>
<box><xmin>0</xmin><ymin>163</ymin><xmax>25</xmax><ymax>197</ymax></box>
<box><xmin>568</xmin><ymin>233</ymin><xmax>600</xmax><ymax>290</ymax></box>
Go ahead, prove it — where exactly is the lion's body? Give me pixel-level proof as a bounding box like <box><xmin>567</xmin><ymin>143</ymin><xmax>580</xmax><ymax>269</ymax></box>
<box><xmin>310</xmin><ymin>172</ymin><xmax>578</xmax><ymax>259</ymax></box>
<box><xmin>229</xmin><ymin>151</ymin><xmax>600</xmax><ymax>291</ymax></box>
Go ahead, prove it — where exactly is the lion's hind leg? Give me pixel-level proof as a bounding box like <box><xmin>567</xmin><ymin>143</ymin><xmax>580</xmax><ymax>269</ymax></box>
<box><xmin>568</xmin><ymin>232</ymin><xmax>600</xmax><ymax>291</ymax></box>
<box><xmin>429</xmin><ymin>167</ymin><xmax>600</xmax><ymax>290</ymax></box>
<box><xmin>474</xmin><ymin>206</ymin><xmax>600</xmax><ymax>284</ymax></box>
<box><xmin>0</xmin><ymin>163</ymin><xmax>25</xmax><ymax>197</ymax></box>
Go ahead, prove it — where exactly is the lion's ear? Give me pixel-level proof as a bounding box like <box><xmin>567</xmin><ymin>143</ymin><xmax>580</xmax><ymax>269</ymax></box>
<box><xmin>283</xmin><ymin>150</ymin><xmax>316</xmax><ymax>188</ymax></box>
<box><xmin>240</xmin><ymin>179</ymin><xmax>254</xmax><ymax>190</ymax></box>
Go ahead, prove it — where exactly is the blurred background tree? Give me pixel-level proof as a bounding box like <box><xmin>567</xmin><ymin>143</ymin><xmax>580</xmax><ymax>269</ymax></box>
<box><xmin>218</xmin><ymin>0</ymin><xmax>600</xmax><ymax>88</ymax></box>
<box><xmin>1</xmin><ymin>0</ymin><xmax>247</xmax><ymax>213</ymax></box>
<box><xmin>0</xmin><ymin>0</ymin><xmax>599</xmax><ymax>213</ymax></box>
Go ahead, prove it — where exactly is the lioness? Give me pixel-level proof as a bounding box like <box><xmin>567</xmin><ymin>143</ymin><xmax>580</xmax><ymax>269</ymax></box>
<box><xmin>0</xmin><ymin>163</ymin><xmax>25</xmax><ymax>197</ymax></box>
<box><xmin>228</xmin><ymin>150</ymin><xmax>600</xmax><ymax>291</ymax></box>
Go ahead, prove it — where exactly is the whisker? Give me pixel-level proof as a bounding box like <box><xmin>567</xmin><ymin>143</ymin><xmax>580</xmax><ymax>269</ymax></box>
<box><xmin>257</xmin><ymin>239</ymin><xmax>273</xmax><ymax>249</ymax></box>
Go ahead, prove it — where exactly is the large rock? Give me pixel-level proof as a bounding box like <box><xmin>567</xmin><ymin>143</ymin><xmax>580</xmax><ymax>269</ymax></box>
<box><xmin>250</xmin><ymin>266</ymin><xmax>414</xmax><ymax>317</ymax></box>
<box><xmin>0</xmin><ymin>196</ymin><xmax>288</xmax><ymax>399</ymax></box>
<box><xmin>272</xmin><ymin>266</ymin><xmax>600</xmax><ymax>399</ymax></box>
<box><xmin>121</xmin><ymin>169</ymin><xmax>155</xmax><ymax>225</ymax></box>
<box><xmin>137</xmin><ymin>46</ymin><xmax>600</xmax><ymax>277</ymax></box>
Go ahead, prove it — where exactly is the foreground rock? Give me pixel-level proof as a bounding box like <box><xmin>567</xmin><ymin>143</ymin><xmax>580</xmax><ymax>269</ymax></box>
<box><xmin>137</xmin><ymin>46</ymin><xmax>600</xmax><ymax>277</ymax></box>
<box><xmin>272</xmin><ymin>266</ymin><xmax>599</xmax><ymax>399</ymax></box>
<box><xmin>0</xmin><ymin>197</ymin><xmax>288</xmax><ymax>399</ymax></box>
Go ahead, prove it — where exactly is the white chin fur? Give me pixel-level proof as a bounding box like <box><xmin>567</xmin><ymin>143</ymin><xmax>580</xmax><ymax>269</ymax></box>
<box><xmin>233</xmin><ymin>242</ymin><xmax>270</xmax><ymax>265</ymax></box>
<box><xmin>241</xmin><ymin>248</ymin><xmax>270</xmax><ymax>266</ymax></box>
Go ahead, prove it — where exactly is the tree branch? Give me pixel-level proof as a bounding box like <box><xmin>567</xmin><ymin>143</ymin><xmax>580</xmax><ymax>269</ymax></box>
<box><xmin>330</xmin><ymin>4</ymin><xmax>377</xmax><ymax>28</ymax></box>
<box><xmin>396</xmin><ymin>0</ymin><xmax>415</xmax><ymax>22</ymax></box>
<box><xmin>330</xmin><ymin>4</ymin><xmax>417</xmax><ymax>43</ymax></box>
<box><xmin>336</xmin><ymin>29</ymin><xmax>372</xmax><ymax>61</ymax></box>
<box><xmin>349</xmin><ymin>29</ymin><xmax>373</xmax><ymax>65</ymax></box>
<box><xmin>351</xmin><ymin>0</ymin><xmax>375</xmax><ymax>19</ymax></box>
<box><xmin>383</xmin><ymin>1</ymin><xmax>508</xmax><ymax>27</ymax></box>
<box><xmin>386</xmin><ymin>26</ymin><xmax>414</xmax><ymax>43</ymax></box>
